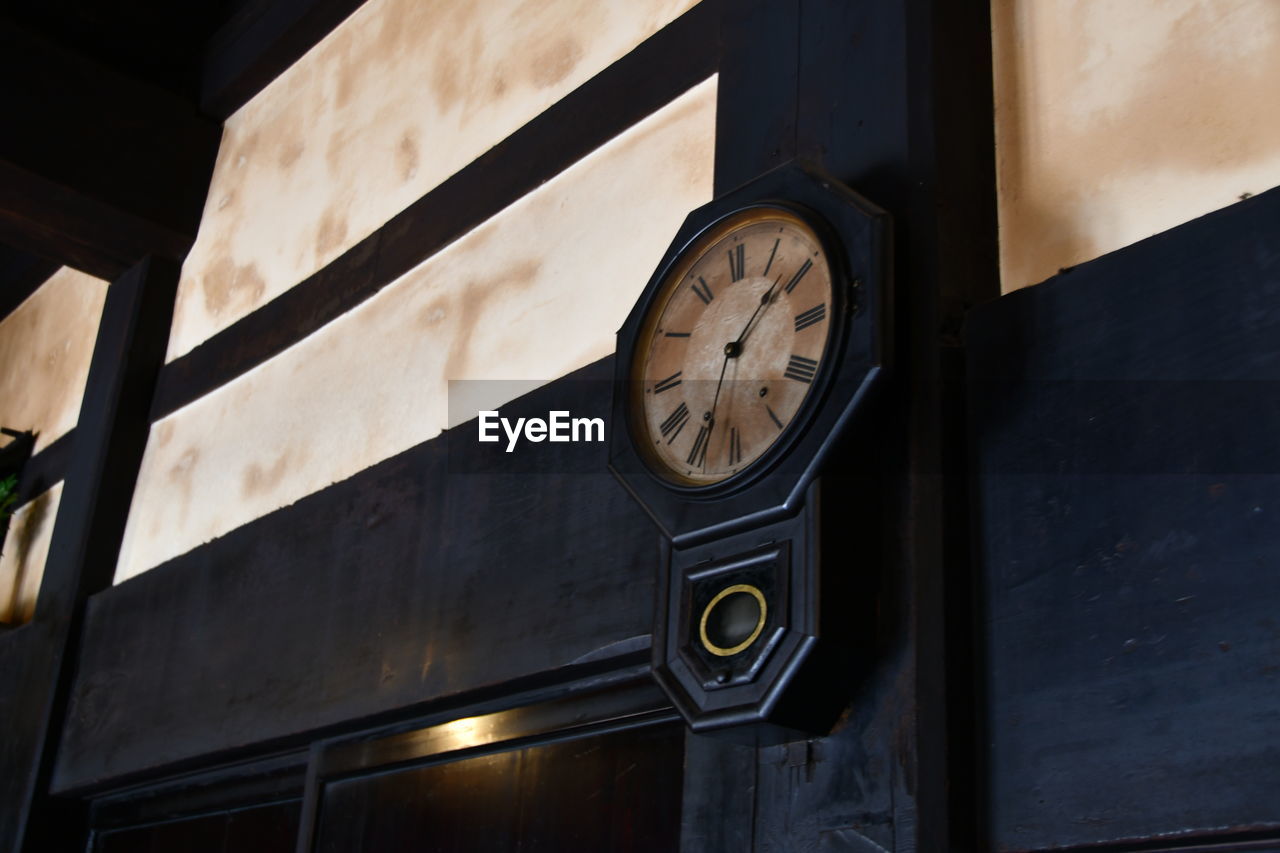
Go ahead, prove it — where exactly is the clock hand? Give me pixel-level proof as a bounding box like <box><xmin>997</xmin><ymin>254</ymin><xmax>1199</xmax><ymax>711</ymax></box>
<box><xmin>701</xmin><ymin>276</ymin><xmax>782</xmax><ymax>469</ymax></box>
<box><xmin>733</xmin><ymin>275</ymin><xmax>783</xmax><ymax>350</ymax></box>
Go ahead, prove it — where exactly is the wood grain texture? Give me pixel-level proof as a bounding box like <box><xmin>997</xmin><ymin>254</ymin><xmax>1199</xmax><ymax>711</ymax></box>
<box><xmin>968</xmin><ymin>187</ymin><xmax>1280</xmax><ymax>850</ymax></box>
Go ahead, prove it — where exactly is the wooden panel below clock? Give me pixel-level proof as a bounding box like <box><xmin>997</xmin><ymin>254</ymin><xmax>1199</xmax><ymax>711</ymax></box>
<box><xmin>313</xmin><ymin>722</ymin><xmax>684</xmax><ymax>852</ymax></box>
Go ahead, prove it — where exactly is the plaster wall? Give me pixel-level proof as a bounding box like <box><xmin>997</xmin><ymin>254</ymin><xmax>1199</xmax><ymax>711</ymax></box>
<box><xmin>0</xmin><ymin>268</ymin><xmax>106</xmax><ymax>452</ymax></box>
<box><xmin>168</xmin><ymin>0</ymin><xmax>700</xmax><ymax>361</ymax></box>
<box><xmin>115</xmin><ymin>78</ymin><xmax>717</xmax><ymax>583</ymax></box>
<box><xmin>992</xmin><ymin>0</ymin><xmax>1280</xmax><ymax>291</ymax></box>
<box><xmin>0</xmin><ymin>482</ymin><xmax>62</xmax><ymax>625</ymax></box>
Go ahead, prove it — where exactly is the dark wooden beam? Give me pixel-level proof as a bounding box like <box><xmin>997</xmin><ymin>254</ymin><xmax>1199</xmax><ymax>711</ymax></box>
<box><xmin>201</xmin><ymin>0</ymin><xmax>369</xmax><ymax>118</ymax></box>
<box><xmin>0</xmin><ymin>256</ymin><xmax>179</xmax><ymax>852</ymax></box>
<box><xmin>0</xmin><ymin>23</ymin><xmax>219</xmax><ymax>279</ymax></box>
<box><xmin>15</xmin><ymin>430</ymin><xmax>75</xmax><ymax>506</ymax></box>
<box><xmin>709</xmin><ymin>1</ymin><xmax>998</xmax><ymax>850</ymax></box>
<box><xmin>153</xmin><ymin>0</ymin><xmax>718</xmax><ymax>421</ymax></box>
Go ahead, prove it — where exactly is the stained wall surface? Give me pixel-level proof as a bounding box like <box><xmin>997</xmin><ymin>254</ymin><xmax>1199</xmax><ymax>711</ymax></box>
<box><xmin>168</xmin><ymin>0</ymin><xmax>700</xmax><ymax>361</ymax></box>
<box><xmin>0</xmin><ymin>268</ymin><xmax>107</xmax><ymax>452</ymax></box>
<box><xmin>992</xmin><ymin>0</ymin><xmax>1280</xmax><ymax>291</ymax></box>
<box><xmin>115</xmin><ymin>78</ymin><xmax>717</xmax><ymax>583</ymax></box>
<box><xmin>0</xmin><ymin>482</ymin><xmax>62</xmax><ymax>625</ymax></box>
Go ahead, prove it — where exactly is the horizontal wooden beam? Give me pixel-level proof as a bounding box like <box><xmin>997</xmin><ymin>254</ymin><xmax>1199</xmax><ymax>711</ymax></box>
<box><xmin>54</xmin><ymin>357</ymin><xmax>657</xmax><ymax>794</ymax></box>
<box><xmin>0</xmin><ymin>23</ymin><xmax>219</xmax><ymax>279</ymax></box>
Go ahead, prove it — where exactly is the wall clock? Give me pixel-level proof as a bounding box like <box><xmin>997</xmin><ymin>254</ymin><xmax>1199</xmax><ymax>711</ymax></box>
<box><xmin>610</xmin><ymin>161</ymin><xmax>891</xmax><ymax>735</ymax></box>
<box><xmin>629</xmin><ymin>205</ymin><xmax>838</xmax><ymax>488</ymax></box>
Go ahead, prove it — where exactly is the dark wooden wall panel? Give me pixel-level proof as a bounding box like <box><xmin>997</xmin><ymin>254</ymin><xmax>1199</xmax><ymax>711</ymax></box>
<box><xmin>53</xmin><ymin>358</ymin><xmax>657</xmax><ymax>793</ymax></box>
<box><xmin>968</xmin><ymin>187</ymin><xmax>1280</xmax><ymax>850</ymax></box>
<box><xmin>314</xmin><ymin>723</ymin><xmax>683</xmax><ymax>852</ymax></box>
<box><xmin>94</xmin><ymin>799</ymin><xmax>301</xmax><ymax>853</ymax></box>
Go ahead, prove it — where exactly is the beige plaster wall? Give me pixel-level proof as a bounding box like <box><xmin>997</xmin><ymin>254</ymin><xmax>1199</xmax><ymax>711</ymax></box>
<box><xmin>167</xmin><ymin>0</ymin><xmax>700</xmax><ymax>361</ymax></box>
<box><xmin>115</xmin><ymin>78</ymin><xmax>717</xmax><ymax>583</ymax></box>
<box><xmin>993</xmin><ymin>0</ymin><xmax>1280</xmax><ymax>291</ymax></box>
<box><xmin>0</xmin><ymin>481</ymin><xmax>62</xmax><ymax>625</ymax></box>
<box><xmin>0</xmin><ymin>268</ymin><xmax>107</xmax><ymax>452</ymax></box>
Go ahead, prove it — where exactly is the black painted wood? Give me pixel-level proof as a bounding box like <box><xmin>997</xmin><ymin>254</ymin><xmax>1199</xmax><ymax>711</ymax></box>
<box><xmin>89</xmin><ymin>749</ymin><xmax>308</xmax><ymax>832</ymax></box>
<box><xmin>93</xmin><ymin>799</ymin><xmax>302</xmax><ymax>853</ymax></box>
<box><xmin>705</xmin><ymin>1</ymin><xmax>998</xmax><ymax>850</ymax></box>
<box><xmin>679</xmin><ymin>732</ymin><xmax>757</xmax><ymax>852</ymax></box>
<box><xmin>314</xmin><ymin>722</ymin><xmax>683</xmax><ymax>853</ymax></box>
<box><xmin>201</xmin><ymin>0</ymin><xmax>368</xmax><ymax>118</ymax></box>
<box><xmin>13</xmin><ymin>430</ymin><xmax>75</xmax><ymax>506</ymax></box>
<box><xmin>152</xmin><ymin>1</ymin><xmax>719</xmax><ymax>422</ymax></box>
<box><xmin>54</xmin><ymin>357</ymin><xmax>659</xmax><ymax>793</ymax></box>
<box><xmin>968</xmin><ymin>188</ymin><xmax>1280</xmax><ymax>850</ymax></box>
<box><xmin>714</xmin><ymin>0</ymin><xmax>798</xmax><ymax>195</ymax></box>
<box><xmin>0</xmin><ymin>24</ymin><xmax>219</xmax><ymax>279</ymax></box>
<box><xmin>0</xmin><ymin>256</ymin><xmax>180</xmax><ymax>852</ymax></box>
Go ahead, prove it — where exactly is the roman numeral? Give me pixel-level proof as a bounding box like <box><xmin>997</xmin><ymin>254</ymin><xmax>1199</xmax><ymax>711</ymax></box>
<box><xmin>784</xmin><ymin>259</ymin><xmax>813</xmax><ymax>294</ymax></box>
<box><xmin>765</xmin><ymin>404</ymin><xmax>784</xmax><ymax>430</ymax></box>
<box><xmin>784</xmin><ymin>354</ymin><xmax>818</xmax><ymax>384</ymax></box>
<box><xmin>652</xmin><ymin>371</ymin><xmax>682</xmax><ymax>394</ymax></box>
<box><xmin>687</xmin><ymin>424</ymin><xmax>710</xmax><ymax>467</ymax></box>
<box><xmin>728</xmin><ymin>426</ymin><xmax>743</xmax><ymax>466</ymax></box>
<box><xmin>794</xmin><ymin>303</ymin><xmax>826</xmax><ymax>332</ymax></box>
<box><xmin>763</xmin><ymin>238</ymin><xmax>779</xmax><ymax>276</ymax></box>
<box><xmin>660</xmin><ymin>402</ymin><xmax>690</xmax><ymax>443</ymax></box>
<box><xmin>691</xmin><ymin>276</ymin><xmax>714</xmax><ymax>305</ymax></box>
<box><xmin>728</xmin><ymin>244</ymin><xmax>746</xmax><ymax>281</ymax></box>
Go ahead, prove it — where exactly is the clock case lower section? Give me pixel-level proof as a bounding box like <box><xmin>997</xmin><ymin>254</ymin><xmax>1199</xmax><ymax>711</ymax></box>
<box><xmin>653</xmin><ymin>477</ymin><xmax>880</xmax><ymax>738</ymax></box>
<box><xmin>608</xmin><ymin>160</ymin><xmax>891</xmax><ymax>549</ymax></box>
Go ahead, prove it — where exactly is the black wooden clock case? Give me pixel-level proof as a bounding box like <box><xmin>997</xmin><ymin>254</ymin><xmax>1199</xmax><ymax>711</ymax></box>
<box><xmin>609</xmin><ymin>160</ymin><xmax>891</xmax><ymax>734</ymax></box>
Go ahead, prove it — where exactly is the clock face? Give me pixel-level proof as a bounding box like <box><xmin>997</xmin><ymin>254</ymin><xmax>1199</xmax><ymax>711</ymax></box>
<box><xmin>631</xmin><ymin>206</ymin><xmax>836</xmax><ymax>486</ymax></box>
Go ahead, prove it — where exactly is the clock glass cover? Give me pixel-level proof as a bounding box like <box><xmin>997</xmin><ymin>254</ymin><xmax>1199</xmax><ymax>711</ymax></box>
<box><xmin>631</xmin><ymin>206</ymin><xmax>836</xmax><ymax>486</ymax></box>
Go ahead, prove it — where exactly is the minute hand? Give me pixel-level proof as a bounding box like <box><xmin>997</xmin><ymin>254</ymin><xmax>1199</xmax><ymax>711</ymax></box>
<box><xmin>704</xmin><ymin>276</ymin><xmax>783</xmax><ymax>468</ymax></box>
<box><xmin>733</xmin><ymin>274</ymin><xmax>782</xmax><ymax>349</ymax></box>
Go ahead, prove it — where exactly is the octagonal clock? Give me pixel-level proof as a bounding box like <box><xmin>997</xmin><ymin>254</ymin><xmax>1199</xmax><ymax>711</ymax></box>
<box><xmin>610</xmin><ymin>160</ymin><xmax>890</xmax><ymax>544</ymax></box>
<box><xmin>609</xmin><ymin>161</ymin><xmax>891</xmax><ymax>735</ymax></box>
